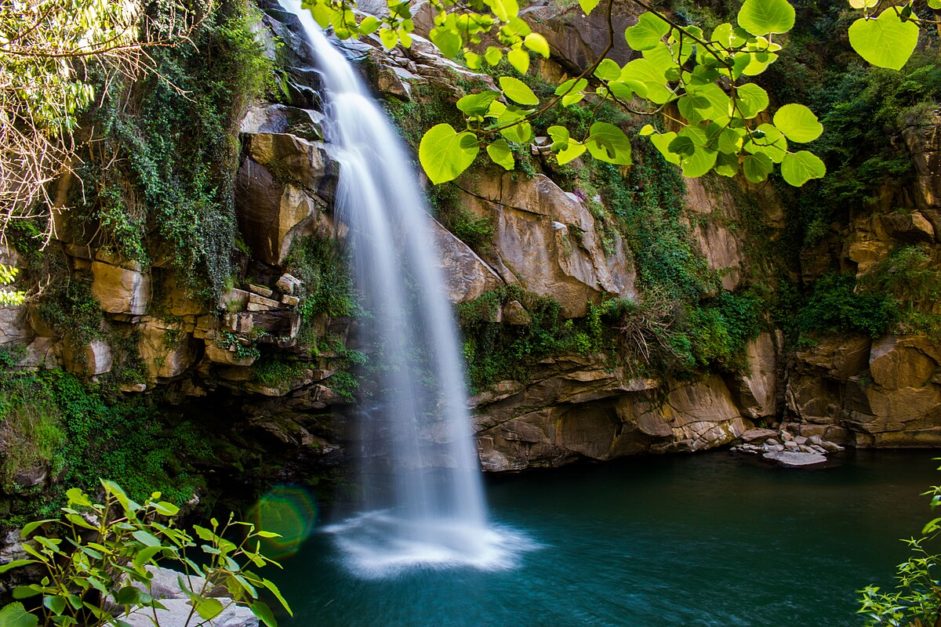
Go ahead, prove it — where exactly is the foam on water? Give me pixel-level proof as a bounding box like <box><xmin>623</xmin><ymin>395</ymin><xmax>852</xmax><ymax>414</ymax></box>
<box><xmin>323</xmin><ymin>513</ymin><xmax>540</xmax><ymax>579</ymax></box>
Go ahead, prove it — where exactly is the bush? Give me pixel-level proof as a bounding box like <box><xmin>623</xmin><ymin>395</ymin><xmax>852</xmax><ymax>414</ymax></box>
<box><xmin>858</xmin><ymin>470</ymin><xmax>941</xmax><ymax>625</ymax></box>
<box><xmin>797</xmin><ymin>274</ymin><xmax>898</xmax><ymax>339</ymax></box>
<box><xmin>0</xmin><ymin>480</ymin><xmax>291</xmax><ymax>626</ymax></box>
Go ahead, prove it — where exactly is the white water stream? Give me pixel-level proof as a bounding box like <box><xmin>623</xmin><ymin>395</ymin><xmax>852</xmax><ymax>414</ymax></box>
<box><xmin>279</xmin><ymin>1</ymin><xmax>531</xmax><ymax>578</ymax></box>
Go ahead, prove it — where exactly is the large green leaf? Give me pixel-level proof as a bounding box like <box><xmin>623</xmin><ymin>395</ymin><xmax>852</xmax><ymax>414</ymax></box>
<box><xmin>737</xmin><ymin>0</ymin><xmax>795</xmax><ymax>36</ymax></box>
<box><xmin>772</xmin><ymin>103</ymin><xmax>823</xmax><ymax>143</ymax></box>
<box><xmin>487</xmin><ymin>139</ymin><xmax>515</xmax><ymax>170</ymax></box>
<box><xmin>524</xmin><ymin>33</ymin><xmax>550</xmax><ymax>58</ymax></box>
<box><xmin>507</xmin><ymin>47</ymin><xmax>530</xmax><ymax>74</ymax></box>
<box><xmin>733</xmin><ymin>83</ymin><xmax>769</xmax><ymax>119</ymax></box>
<box><xmin>625</xmin><ymin>12</ymin><xmax>671</xmax><ymax>51</ymax></box>
<box><xmin>419</xmin><ymin>124</ymin><xmax>479</xmax><ymax>184</ymax></box>
<box><xmin>781</xmin><ymin>150</ymin><xmax>826</xmax><ymax>186</ymax></box>
<box><xmin>0</xmin><ymin>603</ymin><xmax>38</xmax><ymax>627</ymax></box>
<box><xmin>499</xmin><ymin>76</ymin><xmax>539</xmax><ymax>105</ymax></box>
<box><xmin>681</xmin><ymin>147</ymin><xmax>718</xmax><ymax>178</ymax></box>
<box><xmin>743</xmin><ymin>153</ymin><xmax>773</xmax><ymax>183</ymax></box>
<box><xmin>586</xmin><ymin>122</ymin><xmax>632</xmax><ymax>165</ymax></box>
<box><xmin>848</xmin><ymin>10</ymin><xmax>919</xmax><ymax>71</ymax></box>
<box><xmin>457</xmin><ymin>91</ymin><xmax>499</xmax><ymax>116</ymax></box>
<box><xmin>429</xmin><ymin>27</ymin><xmax>462</xmax><ymax>58</ymax></box>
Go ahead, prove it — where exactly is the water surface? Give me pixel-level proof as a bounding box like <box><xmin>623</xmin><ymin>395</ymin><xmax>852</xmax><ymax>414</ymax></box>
<box><xmin>275</xmin><ymin>451</ymin><xmax>938</xmax><ymax>626</ymax></box>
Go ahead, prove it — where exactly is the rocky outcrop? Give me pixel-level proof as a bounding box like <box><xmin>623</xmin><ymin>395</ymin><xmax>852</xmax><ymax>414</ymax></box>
<box><xmin>474</xmin><ymin>356</ymin><xmax>749</xmax><ymax>471</ymax></box>
<box><xmin>458</xmin><ymin>172</ymin><xmax>636</xmax><ymax>317</ymax></box>
<box><xmin>235</xmin><ymin>132</ymin><xmax>338</xmax><ymax>265</ymax></box>
<box><xmin>91</xmin><ymin>260</ymin><xmax>151</xmax><ymax>315</ymax></box>
<box><xmin>432</xmin><ymin>219</ymin><xmax>504</xmax><ymax>302</ymax></box>
<box><xmin>787</xmin><ymin>334</ymin><xmax>941</xmax><ymax>447</ymax></box>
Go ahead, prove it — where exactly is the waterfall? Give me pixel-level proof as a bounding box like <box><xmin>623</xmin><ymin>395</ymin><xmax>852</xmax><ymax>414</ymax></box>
<box><xmin>279</xmin><ymin>1</ymin><xmax>531</xmax><ymax>578</ymax></box>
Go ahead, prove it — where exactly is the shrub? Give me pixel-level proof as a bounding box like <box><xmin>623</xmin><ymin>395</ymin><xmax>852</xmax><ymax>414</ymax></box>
<box><xmin>858</xmin><ymin>470</ymin><xmax>941</xmax><ymax>625</ymax></box>
<box><xmin>0</xmin><ymin>480</ymin><xmax>291</xmax><ymax>626</ymax></box>
<box><xmin>797</xmin><ymin>274</ymin><xmax>898</xmax><ymax>339</ymax></box>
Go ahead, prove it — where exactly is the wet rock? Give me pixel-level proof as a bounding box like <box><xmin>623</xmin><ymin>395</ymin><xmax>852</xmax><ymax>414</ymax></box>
<box><xmin>91</xmin><ymin>261</ymin><xmax>151</xmax><ymax>315</ymax></box>
<box><xmin>740</xmin><ymin>428</ymin><xmax>777</xmax><ymax>443</ymax></box>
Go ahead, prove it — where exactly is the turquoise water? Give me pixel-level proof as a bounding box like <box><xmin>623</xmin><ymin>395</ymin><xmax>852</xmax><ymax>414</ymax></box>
<box><xmin>274</xmin><ymin>451</ymin><xmax>938</xmax><ymax>626</ymax></box>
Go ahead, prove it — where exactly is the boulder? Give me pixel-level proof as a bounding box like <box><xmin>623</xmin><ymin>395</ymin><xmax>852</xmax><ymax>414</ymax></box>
<box><xmin>205</xmin><ymin>342</ymin><xmax>256</xmax><ymax>367</ymax></box>
<box><xmin>432</xmin><ymin>219</ymin><xmax>504</xmax><ymax>302</ymax></box>
<box><xmin>502</xmin><ymin>300</ymin><xmax>531</xmax><ymax>326</ymax></box>
<box><xmin>91</xmin><ymin>261</ymin><xmax>151</xmax><ymax>315</ymax></box>
<box><xmin>62</xmin><ymin>339</ymin><xmax>112</xmax><ymax>376</ymax></box>
<box><xmin>763</xmin><ymin>450</ymin><xmax>828</xmax><ymax>467</ymax></box>
<box><xmin>881</xmin><ymin>211</ymin><xmax>935</xmax><ymax>243</ymax></box>
<box><xmin>235</xmin><ymin>159</ymin><xmax>320</xmax><ymax>265</ymax></box>
<box><xmin>458</xmin><ymin>172</ymin><xmax>636</xmax><ymax>317</ymax></box>
<box><xmin>240</xmin><ymin>103</ymin><xmax>324</xmax><ymax>141</ymax></box>
<box><xmin>118</xmin><ymin>598</ymin><xmax>257</xmax><ymax>627</ymax></box>
<box><xmin>139</xmin><ymin>322</ymin><xmax>194</xmax><ymax>380</ymax></box>
<box><xmin>520</xmin><ymin>0</ymin><xmax>639</xmax><ymax>72</ymax></box>
<box><xmin>869</xmin><ymin>335</ymin><xmax>939</xmax><ymax>390</ymax></box>
<box><xmin>795</xmin><ymin>336</ymin><xmax>871</xmax><ymax>379</ymax></box>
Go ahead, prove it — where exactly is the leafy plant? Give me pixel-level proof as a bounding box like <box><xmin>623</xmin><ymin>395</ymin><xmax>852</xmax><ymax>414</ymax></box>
<box><xmin>859</xmin><ymin>467</ymin><xmax>941</xmax><ymax>625</ymax></box>
<box><xmin>0</xmin><ymin>480</ymin><xmax>291</xmax><ymax>626</ymax></box>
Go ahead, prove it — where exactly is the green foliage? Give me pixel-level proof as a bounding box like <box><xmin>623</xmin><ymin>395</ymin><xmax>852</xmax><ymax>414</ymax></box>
<box><xmin>686</xmin><ymin>291</ymin><xmax>763</xmax><ymax>370</ymax></box>
<box><xmin>36</xmin><ymin>277</ymin><xmax>104</xmax><ymax>351</ymax></box>
<box><xmin>795</xmin><ymin>58</ymin><xmax>941</xmax><ymax>245</ymax></box>
<box><xmin>80</xmin><ymin>0</ymin><xmax>273</xmax><ymax>299</ymax></box>
<box><xmin>796</xmin><ymin>274</ymin><xmax>899</xmax><ymax>339</ymax></box>
<box><xmin>601</xmin><ymin>148</ymin><xmax>715</xmax><ymax>303</ymax></box>
<box><xmin>0</xmin><ymin>480</ymin><xmax>291</xmax><ymax>626</ymax></box>
<box><xmin>858</xmin><ymin>468</ymin><xmax>941</xmax><ymax>625</ymax></box>
<box><xmin>253</xmin><ymin>357</ymin><xmax>308</xmax><ymax>388</ymax></box>
<box><xmin>457</xmin><ymin>287</ymin><xmax>605</xmax><ymax>391</ymax></box>
<box><xmin>0</xmin><ymin>264</ymin><xmax>25</xmax><ymax>306</ymax></box>
<box><xmin>283</xmin><ymin>235</ymin><xmax>356</xmax><ymax>322</ymax></box>
<box><xmin>0</xmin><ymin>376</ymin><xmax>65</xmax><ymax>494</ymax></box>
<box><xmin>0</xmin><ymin>369</ymin><xmax>209</xmax><ymax>523</ymax></box>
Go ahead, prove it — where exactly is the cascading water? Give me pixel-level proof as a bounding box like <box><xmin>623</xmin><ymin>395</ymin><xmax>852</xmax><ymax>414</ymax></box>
<box><xmin>279</xmin><ymin>1</ymin><xmax>532</xmax><ymax>577</ymax></box>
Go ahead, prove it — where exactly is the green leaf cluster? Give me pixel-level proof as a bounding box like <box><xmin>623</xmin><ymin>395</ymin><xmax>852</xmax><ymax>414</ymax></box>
<box><xmin>0</xmin><ymin>480</ymin><xmax>292</xmax><ymax>626</ymax></box>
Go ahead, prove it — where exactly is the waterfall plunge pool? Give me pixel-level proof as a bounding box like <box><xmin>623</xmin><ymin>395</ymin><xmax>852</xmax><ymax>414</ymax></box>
<box><xmin>273</xmin><ymin>450</ymin><xmax>937</xmax><ymax>625</ymax></box>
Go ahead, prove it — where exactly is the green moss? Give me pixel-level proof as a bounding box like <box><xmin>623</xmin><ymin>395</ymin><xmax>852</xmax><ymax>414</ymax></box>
<box><xmin>0</xmin><ymin>369</ymin><xmax>210</xmax><ymax>524</ymax></box>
